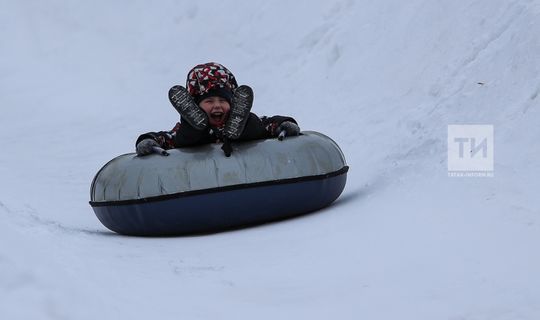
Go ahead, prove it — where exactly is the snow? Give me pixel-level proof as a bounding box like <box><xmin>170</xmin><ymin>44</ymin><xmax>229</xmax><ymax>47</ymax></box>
<box><xmin>1</xmin><ymin>0</ymin><xmax>540</xmax><ymax>319</ymax></box>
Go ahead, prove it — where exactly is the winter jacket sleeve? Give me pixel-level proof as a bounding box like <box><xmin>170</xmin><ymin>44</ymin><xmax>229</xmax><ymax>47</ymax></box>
<box><xmin>135</xmin><ymin>122</ymin><xmax>181</xmax><ymax>150</ymax></box>
<box><xmin>260</xmin><ymin>116</ymin><xmax>298</xmax><ymax>138</ymax></box>
<box><xmin>135</xmin><ymin>115</ymin><xmax>298</xmax><ymax>149</ymax></box>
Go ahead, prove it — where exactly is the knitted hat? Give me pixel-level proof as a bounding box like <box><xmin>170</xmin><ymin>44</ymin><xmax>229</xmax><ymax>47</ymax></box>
<box><xmin>186</xmin><ymin>62</ymin><xmax>238</xmax><ymax>104</ymax></box>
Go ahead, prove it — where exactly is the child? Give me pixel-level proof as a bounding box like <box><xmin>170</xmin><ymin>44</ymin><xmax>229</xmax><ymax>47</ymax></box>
<box><xmin>136</xmin><ymin>62</ymin><xmax>300</xmax><ymax>156</ymax></box>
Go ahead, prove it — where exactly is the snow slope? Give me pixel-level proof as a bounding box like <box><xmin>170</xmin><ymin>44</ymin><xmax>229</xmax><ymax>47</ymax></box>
<box><xmin>1</xmin><ymin>0</ymin><xmax>539</xmax><ymax>319</ymax></box>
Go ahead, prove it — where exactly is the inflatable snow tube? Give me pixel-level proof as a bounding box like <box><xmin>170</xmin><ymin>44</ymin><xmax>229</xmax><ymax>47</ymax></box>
<box><xmin>89</xmin><ymin>131</ymin><xmax>348</xmax><ymax>236</ymax></box>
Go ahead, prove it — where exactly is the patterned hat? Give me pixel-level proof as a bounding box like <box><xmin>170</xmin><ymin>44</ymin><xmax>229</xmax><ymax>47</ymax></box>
<box><xmin>186</xmin><ymin>62</ymin><xmax>238</xmax><ymax>104</ymax></box>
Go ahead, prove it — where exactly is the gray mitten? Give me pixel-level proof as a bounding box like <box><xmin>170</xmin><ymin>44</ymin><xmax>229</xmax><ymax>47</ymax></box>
<box><xmin>277</xmin><ymin>121</ymin><xmax>300</xmax><ymax>140</ymax></box>
<box><xmin>136</xmin><ymin>138</ymin><xmax>160</xmax><ymax>156</ymax></box>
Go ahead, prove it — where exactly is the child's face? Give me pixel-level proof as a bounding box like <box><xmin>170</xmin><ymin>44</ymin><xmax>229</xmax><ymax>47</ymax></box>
<box><xmin>199</xmin><ymin>96</ymin><xmax>231</xmax><ymax>127</ymax></box>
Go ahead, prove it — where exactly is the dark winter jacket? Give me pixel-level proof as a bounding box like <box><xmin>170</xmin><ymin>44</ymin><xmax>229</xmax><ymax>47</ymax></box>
<box><xmin>136</xmin><ymin>113</ymin><xmax>296</xmax><ymax>150</ymax></box>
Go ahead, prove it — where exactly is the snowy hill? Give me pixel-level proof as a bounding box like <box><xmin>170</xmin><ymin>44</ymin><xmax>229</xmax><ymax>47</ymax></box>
<box><xmin>1</xmin><ymin>0</ymin><xmax>539</xmax><ymax>319</ymax></box>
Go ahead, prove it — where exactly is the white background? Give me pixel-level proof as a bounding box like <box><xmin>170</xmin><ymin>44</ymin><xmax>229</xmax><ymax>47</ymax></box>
<box><xmin>1</xmin><ymin>0</ymin><xmax>540</xmax><ymax>319</ymax></box>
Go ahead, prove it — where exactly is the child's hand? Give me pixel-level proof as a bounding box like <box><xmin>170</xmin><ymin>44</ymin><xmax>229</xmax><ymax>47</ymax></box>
<box><xmin>136</xmin><ymin>138</ymin><xmax>161</xmax><ymax>156</ymax></box>
<box><xmin>277</xmin><ymin>121</ymin><xmax>300</xmax><ymax>141</ymax></box>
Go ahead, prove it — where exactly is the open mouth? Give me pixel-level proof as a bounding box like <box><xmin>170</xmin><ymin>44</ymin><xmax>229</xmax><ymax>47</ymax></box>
<box><xmin>210</xmin><ymin>111</ymin><xmax>225</xmax><ymax>123</ymax></box>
